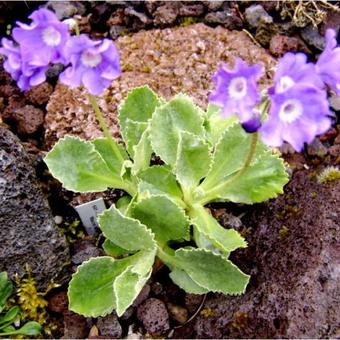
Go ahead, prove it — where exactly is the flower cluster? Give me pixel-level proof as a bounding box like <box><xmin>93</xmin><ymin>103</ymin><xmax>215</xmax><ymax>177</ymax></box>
<box><xmin>0</xmin><ymin>8</ymin><xmax>121</xmax><ymax>95</ymax></box>
<box><xmin>210</xmin><ymin>29</ymin><xmax>339</xmax><ymax>151</ymax></box>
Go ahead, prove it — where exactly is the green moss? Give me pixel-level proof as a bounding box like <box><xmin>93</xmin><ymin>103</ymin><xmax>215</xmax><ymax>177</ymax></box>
<box><xmin>318</xmin><ymin>166</ymin><xmax>340</xmax><ymax>184</ymax></box>
<box><xmin>179</xmin><ymin>17</ymin><xmax>199</xmax><ymax>27</ymax></box>
<box><xmin>279</xmin><ymin>225</ymin><xmax>289</xmax><ymax>241</ymax></box>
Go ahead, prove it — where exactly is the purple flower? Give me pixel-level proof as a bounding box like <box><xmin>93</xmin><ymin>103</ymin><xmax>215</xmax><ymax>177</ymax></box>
<box><xmin>261</xmin><ymin>84</ymin><xmax>332</xmax><ymax>151</ymax></box>
<box><xmin>59</xmin><ymin>34</ymin><xmax>121</xmax><ymax>95</ymax></box>
<box><xmin>209</xmin><ymin>58</ymin><xmax>263</xmax><ymax>125</ymax></box>
<box><xmin>272</xmin><ymin>52</ymin><xmax>324</xmax><ymax>94</ymax></box>
<box><xmin>316</xmin><ymin>29</ymin><xmax>340</xmax><ymax>95</ymax></box>
<box><xmin>12</xmin><ymin>8</ymin><xmax>69</xmax><ymax>66</ymax></box>
<box><xmin>0</xmin><ymin>38</ymin><xmax>48</xmax><ymax>91</ymax></box>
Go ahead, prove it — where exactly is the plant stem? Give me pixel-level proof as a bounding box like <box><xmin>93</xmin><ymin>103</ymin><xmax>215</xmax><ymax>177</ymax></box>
<box><xmin>89</xmin><ymin>94</ymin><xmax>125</xmax><ymax>163</ymax></box>
<box><xmin>199</xmin><ymin>132</ymin><xmax>258</xmax><ymax>205</ymax></box>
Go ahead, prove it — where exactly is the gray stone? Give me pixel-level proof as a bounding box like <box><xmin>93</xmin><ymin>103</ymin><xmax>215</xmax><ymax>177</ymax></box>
<box><xmin>301</xmin><ymin>25</ymin><xmax>325</xmax><ymax>50</ymax></box>
<box><xmin>46</xmin><ymin>1</ymin><xmax>86</xmax><ymax>20</ymax></box>
<box><xmin>0</xmin><ymin>127</ymin><xmax>69</xmax><ymax>289</ymax></box>
<box><xmin>96</xmin><ymin>313</ymin><xmax>122</xmax><ymax>338</ymax></box>
<box><xmin>245</xmin><ymin>4</ymin><xmax>272</xmax><ymax>28</ymax></box>
<box><xmin>205</xmin><ymin>9</ymin><xmax>242</xmax><ymax>30</ymax></box>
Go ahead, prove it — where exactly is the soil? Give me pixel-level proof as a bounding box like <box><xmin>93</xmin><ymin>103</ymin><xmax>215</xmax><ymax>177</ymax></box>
<box><xmin>0</xmin><ymin>1</ymin><xmax>339</xmax><ymax>338</ymax></box>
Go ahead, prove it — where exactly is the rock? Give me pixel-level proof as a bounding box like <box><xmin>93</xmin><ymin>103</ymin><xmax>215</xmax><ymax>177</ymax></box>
<box><xmin>96</xmin><ymin>313</ymin><xmax>122</xmax><ymax>338</ymax></box>
<box><xmin>12</xmin><ymin>105</ymin><xmax>44</xmax><ymax>135</ymax></box>
<box><xmin>71</xmin><ymin>239</ymin><xmax>102</xmax><ymax>265</ymax></box>
<box><xmin>124</xmin><ymin>6</ymin><xmax>152</xmax><ymax>25</ymax></box>
<box><xmin>153</xmin><ymin>3</ymin><xmax>180</xmax><ymax>26</ymax></box>
<box><xmin>132</xmin><ymin>283</ymin><xmax>150</xmax><ymax>307</ymax></box>
<box><xmin>179</xmin><ymin>3</ymin><xmax>205</xmax><ymax>17</ymax></box>
<box><xmin>48</xmin><ymin>291</ymin><xmax>68</xmax><ymax>313</ymax></box>
<box><xmin>46</xmin><ymin>63</ymin><xmax>65</xmax><ymax>81</ymax></box>
<box><xmin>329</xmin><ymin>144</ymin><xmax>340</xmax><ymax>158</ymax></box>
<box><xmin>109</xmin><ymin>25</ymin><xmax>126</xmax><ymax>40</ymax></box>
<box><xmin>329</xmin><ymin>94</ymin><xmax>340</xmax><ymax>112</ymax></box>
<box><xmin>151</xmin><ymin>281</ymin><xmax>163</xmax><ymax>295</ymax></box>
<box><xmin>306</xmin><ymin>139</ymin><xmax>328</xmax><ymax>157</ymax></box>
<box><xmin>203</xmin><ymin>1</ymin><xmax>224</xmax><ymax>12</ymax></box>
<box><xmin>301</xmin><ymin>25</ymin><xmax>325</xmax><ymax>50</ymax></box>
<box><xmin>192</xmin><ymin>169</ymin><xmax>340</xmax><ymax>338</ymax></box>
<box><xmin>269</xmin><ymin>34</ymin><xmax>309</xmax><ymax>57</ymax></box>
<box><xmin>167</xmin><ymin>303</ymin><xmax>188</xmax><ymax>324</ymax></box>
<box><xmin>45</xmin><ymin>24</ymin><xmax>275</xmax><ymax>147</ymax></box>
<box><xmin>185</xmin><ymin>293</ymin><xmax>203</xmax><ymax>313</ymax></box>
<box><xmin>24</xmin><ymin>82</ymin><xmax>54</xmax><ymax>106</ymax></box>
<box><xmin>0</xmin><ymin>127</ymin><xmax>69</xmax><ymax>289</ymax></box>
<box><xmin>205</xmin><ymin>9</ymin><xmax>243</xmax><ymax>30</ymax></box>
<box><xmin>46</xmin><ymin>1</ymin><xmax>86</xmax><ymax>20</ymax></box>
<box><xmin>137</xmin><ymin>298</ymin><xmax>170</xmax><ymax>336</ymax></box>
<box><xmin>245</xmin><ymin>4</ymin><xmax>272</xmax><ymax>28</ymax></box>
<box><xmin>63</xmin><ymin>310</ymin><xmax>88</xmax><ymax>339</ymax></box>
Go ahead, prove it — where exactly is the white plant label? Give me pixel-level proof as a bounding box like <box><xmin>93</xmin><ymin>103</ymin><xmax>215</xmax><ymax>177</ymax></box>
<box><xmin>75</xmin><ymin>197</ymin><xmax>106</xmax><ymax>235</ymax></box>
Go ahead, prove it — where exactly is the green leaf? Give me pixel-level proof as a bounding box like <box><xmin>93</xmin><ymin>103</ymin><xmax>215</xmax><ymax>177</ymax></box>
<box><xmin>124</xmin><ymin>120</ymin><xmax>149</xmax><ymax>158</ymax></box>
<box><xmin>0</xmin><ymin>272</ymin><xmax>12</xmax><ymax>313</ymax></box>
<box><xmin>138</xmin><ymin>166</ymin><xmax>182</xmax><ymax>198</ymax></box>
<box><xmin>116</xmin><ymin>196</ymin><xmax>132</xmax><ymax>214</ymax></box>
<box><xmin>208</xmin><ymin>150</ymin><xmax>289</xmax><ymax>204</ymax></box>
<box><xmin>169</xmin><ymin>268</ymin><xmax>208</xmax><ymax>294</ymax></box>
<box><xmin>114</xmin><ymin>267</ymin><xmax>151</xmax><ymax>317</ymax></box>
<box><xmin>190</xmin><ymin>206</ymin><xmax>246</xmax><ymax>254</ymax></box>
<box><xmin>150</xmin><ymin>94</ymin><xmax>205</xmax><ymax>167</ymax></box>
<box><xmin>102</xmin><ymin>239</ymin><xmax>129</xmax><ymax>258</ymax></box>
<box><xmin>175</xmin><ymin>131</ymin><xmax>211</xmax><ymax>190</ymax></box>
<box><xmin>200</xmin><ymin>124</ymin><xmax>265</xmax><ymax>192</ymax></box>
<box><xmin>0</xmin><ymin>306</ymin><xmax>20</xmax><ymax>325</ymax></box>
<box><xmin>44</xmin><ymin>136</ymin><xmax>126</xmax><ymax>193</ymax></box>
<box><xmin>119</xmin><ymin>86</ymin><xmax>161</xmax><ymax>149</ymax></box>
<box><xmin>68</xmin><ymin>256</ymin><xmax>128</xmax><ymax>317</ymax></box>
<box><xmin>175</xmin><ymin>248</ymin><xmax>249</xmax><ymax>294</ymax></box>
<box><xmin>92</xmin><ymin>138</ymin><xmax>129</xmax><ymax>176</ymax></box>
<box><xmin>11</xmin><ymin>321</ymin><xmax>41</xmax><ymax>336</ymax></box>
<box><xmin>204</xmin><ymin>104</ymin><xmax>237</xmax><ymax>145</ymax></box>
<box><xmin>131</xmin><ymin>128</ymin><xmax>153</xmax><ymax>175</ymax></box>
<box><xmin>132</xmin><ymin>194</ymin><xmax>190</xmax><ymax>244</ymax></box>
<box><xmin>99</xmin><ymin>205</ymin><xmax>156</xmax><ymax>251</ymax></box>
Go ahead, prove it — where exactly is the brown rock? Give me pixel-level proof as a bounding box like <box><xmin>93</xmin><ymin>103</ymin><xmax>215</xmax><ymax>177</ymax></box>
<box><xmin>24</xmin><ymin>82</ymin><xmax>54</xmax><ymax>106</ymax></box>
<box><xmin>96</xmin><ymin>313</ymin><xmax>122</xmax><ymax>339</ymax></box>
<box><xmin>45</xmin><ymin>24</ymin><xmax>275</xmax><ymax>147</ymax></box>
<box><xmin>132</xmin><ymin>283</ymin><xmax>151</xmax><ymax>307</ymax></box>
<box><xmin>48</xmin><ymin>291</ymin><xmax>68</xmax><ymax>313</ymax></box>
<box><xmin>205</xmin><ymin>9</ymin><xmax>243</xmax><ymax>30</ymax></box>
<box><xmin>269</xmin><ymin>34</ymin><xmax>310</xmax><ymax>57</ymax></box>
<box><xmin>63</xmin><ymin>310</ymin><xmax>89</xmax><ymax>339</ymax></box>
<box><xmin>179</xmin><ymin>3</ymin><xmax>205</xmax><ymax>17</ymax></box>
<box><xmin>153</xmin><ymin>2</ymin><xmax>180</xmax><ymax>25</ymax></box>
<box><xmin>13</xmin><ymin>105</ymin><xmax>44</xmax><ymax>135</ymax></box>
<box><xmin>137</xmin><ymin>298</ymin><xmax>170</xmax><ymax>336</ymax></box>
<box><xmin>329</xmin><ymin>144</ymin><xmax>340</xmax><ymax>158</ymax></box>
<box><xmin>192</xmin><ymin>170</ymin><xmax>340</xmax><ymax>338</ymax></box>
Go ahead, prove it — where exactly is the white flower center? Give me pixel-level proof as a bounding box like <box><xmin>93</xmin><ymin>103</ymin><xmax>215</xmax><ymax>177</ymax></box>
<box><xmin>336</xmin><ymin>83</ymin><xmax>340</xmax><ymax>91</ymax></box>
<box><xmin>228</xmin><ymin>76</ymin><xmax>247</xmax><ymax>100</ymax></box>
<box><xmin>81</xmin><ymin>50</ymin><xmax>102</xmax><ymax>68</ymax></box>
<box><xmin>276</xmin><ymin>76</ymin><xmax>295</xmax><ymax>93</ymax></box>
<box><xmin>42</xmin><ymin>26</ymin><xmax>61</xmax><ymax>47</ymax></box>
<box><xmin>279</xmin><ymin>99</ymin><xmax>303</xmax><ymax>123</ymax></box>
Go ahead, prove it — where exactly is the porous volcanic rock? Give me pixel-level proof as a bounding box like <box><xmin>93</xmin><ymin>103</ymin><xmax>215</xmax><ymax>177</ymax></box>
<box><xmin>44</xmin><ymin>23</ymin><xmax>275</xmax><ymax>147</ymax></box>
<box><xmin>0</xmin><ymin>127</ymin><xmax>69</xmax><ymax>289</ymax></box>
<box><xmin>192</xmin><ymin>169</ymin><xmax>340</xmax><ymax>338</ymax></box>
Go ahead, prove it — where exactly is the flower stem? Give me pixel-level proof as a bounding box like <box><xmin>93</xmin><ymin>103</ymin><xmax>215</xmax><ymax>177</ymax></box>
<box><xmin>199</xmin><ymin>132</ymin><xmax>258</xmax><ymax>205</ymax></box>
<box><xmin>89</xmin><ymin>94</ymin><xmax>125</xmax><ymax>163</ymax></box>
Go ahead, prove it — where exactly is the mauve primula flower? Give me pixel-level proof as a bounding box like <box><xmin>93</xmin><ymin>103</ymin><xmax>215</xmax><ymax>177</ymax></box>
<box><xmin>209</xmin><ymin>58</ymin><xmax>263</xmax><ymax>127</ymax></box>
<box><xmin>261</xmin><ymin>84</ymin><xmax>332</xmax><ymax>151</ymax></box>
<box><xmin>59</xmin><ymin>35</ymin><xmax>121</xmax><ymax>95</ymax></box>
<box><xmin>12</xmin><ymin>8</ymin><xmax>69</xmax><ymax>66</ymax></box>
<box><xmin>316</xmin><ymin>29</ymin><xmax>340</xmax><ymax>95</ymax></box>
<box><xmin>273</xmin><ymin>52</ymin><xmax>324</xmax><ymax>94</ymax></box>
<box><xmin>0</xmin><ymin>38</ymin><xmax>48</xmax><ymax>91</ymax></box>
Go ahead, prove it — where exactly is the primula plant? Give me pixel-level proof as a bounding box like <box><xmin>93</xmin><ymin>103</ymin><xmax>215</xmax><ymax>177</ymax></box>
<box><xmin>1</xmin><ymin>8</ymin><xmax>338</xmax><ymax>318</ymax></box>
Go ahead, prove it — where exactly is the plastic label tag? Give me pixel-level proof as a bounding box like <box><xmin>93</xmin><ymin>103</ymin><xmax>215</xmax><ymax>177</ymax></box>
<box><xmin>75</xmin><ymin>197</ymin><xmax>106</xmax><ymax>235</ymax></box>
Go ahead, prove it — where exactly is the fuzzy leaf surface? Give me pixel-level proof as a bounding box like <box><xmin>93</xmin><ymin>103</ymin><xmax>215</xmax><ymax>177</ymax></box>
<box><xmin>0</xmin><ymin>272</ymin><xmax>12</xmax><ymax>313</ymax></box>
<box><xmin>150</xmin><ymin>94</ymin><xmax>205</xmax><ymax>167</ymax></box>
<box><xmin>68</xmin><ymin>257</ymin><xmax>128</xmax><ymax>317</ymax></box>
<box><xmin>124</xmin><ymin>120</ymin><xmax>148</xmax><ymax>158</ymax></box>
<box><xmin>99</xmin><ymin>205</ymin><xmax>156</xmax><ymax>251</ymax></box>
<box><xmin>132</xmin><ymin>194</ymin><xmax>190</xmax><ymax>244</ymax></box>
<box><xmin>175</xmin><ymin>248</ymin><xmax>249</xmax><ymax>294</ymax></box>
<box><xmin>119</xmin><ymin>86</ymin><xmax>161</xmax><ymax>151</ymax></box>
<box><xmin>138</xmin><ymin>166</ymin><xmax>182</xmax><ymax>198</ymax></box>
<box><xmin>175</xmin><ymin>131</ymin><xmax>211</xmax><ymax>189</ymax></box>
<box><xmin>131</xmin><ymin>128</ymin><xmax>152</xmax><ymax>175</ymax></box>
<box><xmin>190</xmin><ymin>206</ymin><xmax>246</xmax><ymax>253</ymax></box>
<box><xmin>44</xmin><ymin>136</ymin><xmax>124</xmax><ymax>193</ymax></box>
<box><xmin>169</xmin><ymin>268</ymin><xmax>209</xmax><ymax>294</ymax></box>
<box><xmin>102</xmin><ymin>239</ymin><xmax>129</xmax><ymax>257</ymax></box>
